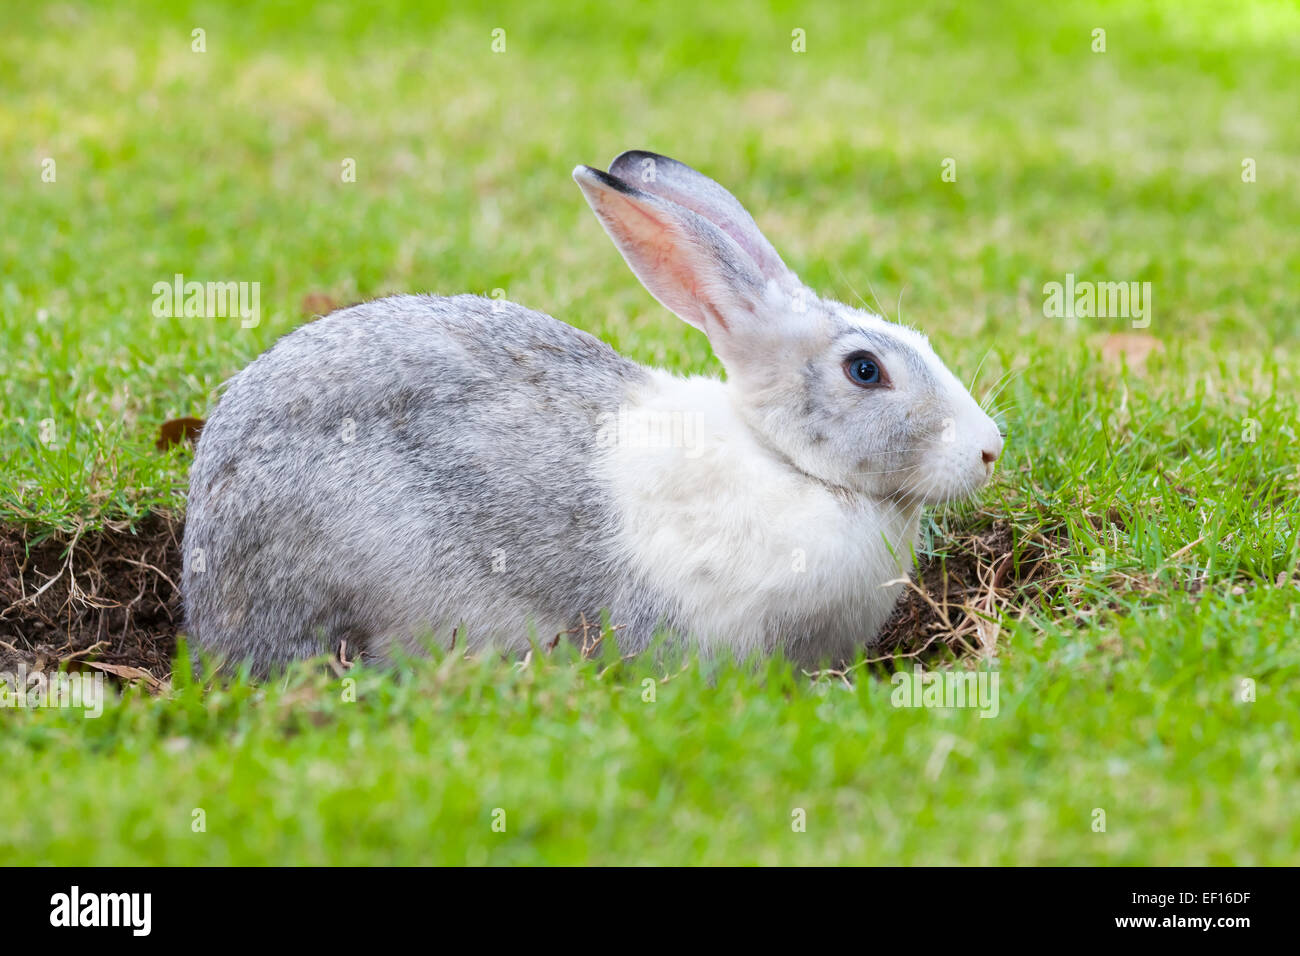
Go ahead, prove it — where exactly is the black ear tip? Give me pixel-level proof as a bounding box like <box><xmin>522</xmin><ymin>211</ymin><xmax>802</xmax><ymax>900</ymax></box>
<box><xmin>573</xmin><ymin>164</ymin><xmax>638</xmax><ymax>196</ymax></box>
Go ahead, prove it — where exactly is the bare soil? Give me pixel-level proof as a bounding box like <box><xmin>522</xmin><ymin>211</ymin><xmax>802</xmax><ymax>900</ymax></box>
<box><xmin>0</xmin><ymin>515</ymin><xmax>1046</xmax><ymax>680</ymax></box>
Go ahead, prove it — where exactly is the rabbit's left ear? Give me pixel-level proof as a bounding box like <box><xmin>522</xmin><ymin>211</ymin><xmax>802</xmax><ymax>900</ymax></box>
<box><xmin>608</xmin><ymin>150</ymin><xmax>796</xmax><ymax>288</ymax></box>
<box><xmin>574</xmin><ymin>164</ymin><xmax>769</xmax><ymax>342</ymax></box>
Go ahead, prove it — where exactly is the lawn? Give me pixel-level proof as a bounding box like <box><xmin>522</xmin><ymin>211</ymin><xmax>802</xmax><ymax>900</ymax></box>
<box><xmin>1</xmin><ymin>0</ymin><xmax>1298</xmax><ymax>864</ymax></box>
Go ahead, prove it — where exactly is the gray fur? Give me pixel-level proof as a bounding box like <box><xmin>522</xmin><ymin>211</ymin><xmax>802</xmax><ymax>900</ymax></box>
<box><xmin>183</xmin><ymin>294</ymin><xmax>679</xmax><ymax>674</ymax></box>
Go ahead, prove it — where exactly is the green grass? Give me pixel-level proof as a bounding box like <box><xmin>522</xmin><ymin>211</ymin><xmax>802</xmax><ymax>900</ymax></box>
<box><xmin>4</xmin><ymin>609</ymin><xmax>1296</xmax><ymax>866</ymax></box>
<box><xmin>2</xmin><ymin>0</ymin><xmax>1299</xmax><ymax>864</ymax></box>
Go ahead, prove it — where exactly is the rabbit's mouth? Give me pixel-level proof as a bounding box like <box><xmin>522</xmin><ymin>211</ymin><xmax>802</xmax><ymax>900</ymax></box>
<box><xmin>885</xmin><ymin>459</ymin><xmax>996</xmax><ymax>508</ymax></box>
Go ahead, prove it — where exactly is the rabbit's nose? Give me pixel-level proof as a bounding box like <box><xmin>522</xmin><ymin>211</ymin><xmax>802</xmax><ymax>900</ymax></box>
<box><xmin>981</xmin><ymin>433</ymin><xmax>1004</xmax><ymax>465</ymax></box>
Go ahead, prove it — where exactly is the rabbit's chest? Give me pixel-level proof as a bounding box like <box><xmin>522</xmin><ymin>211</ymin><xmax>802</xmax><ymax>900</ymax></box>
<box><xmin>601</xmin><ymin>400</ymin><xmax>921</xmax><ymax>655</ymax></box>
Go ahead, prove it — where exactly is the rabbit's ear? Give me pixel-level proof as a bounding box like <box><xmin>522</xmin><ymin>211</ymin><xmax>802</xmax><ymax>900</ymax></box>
<box><xmin>574</xmin><ymin>164</ymin><xmax>769</xmax><ymax>339</ymax></box>
<box><xmin>607</xmin><ymin>151</ymin><xmax>795</xmax><ymax>287</ymax></box>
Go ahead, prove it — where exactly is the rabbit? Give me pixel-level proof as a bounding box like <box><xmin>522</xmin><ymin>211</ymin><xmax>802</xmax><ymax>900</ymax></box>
<box><xmin>181</xmin><ymin>150</ymin><xmax>1004</xmax><ymax>676</ymax></box>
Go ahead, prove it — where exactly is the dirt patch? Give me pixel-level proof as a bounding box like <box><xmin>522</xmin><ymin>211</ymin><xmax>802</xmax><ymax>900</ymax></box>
<box><xmin>0</xmin><ymin>514</ymin><xmax>1053</xmax><ymax>681</ymax></box>
<box><xmin>0</xmin><ymin>515</ymin><xmax>181</xmax><ymax>678</ymax></box>
<box><xmin>867</xmin><ymin>519</ymin><xmax>1058</xmax><ymax>670</ymax></box>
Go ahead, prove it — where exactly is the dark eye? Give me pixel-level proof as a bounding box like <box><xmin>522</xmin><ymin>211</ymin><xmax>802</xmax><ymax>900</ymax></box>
<box><xmin>844</xmin><ymin>353</ymin><xmax>885</xmax><ymax>387</ymax></box>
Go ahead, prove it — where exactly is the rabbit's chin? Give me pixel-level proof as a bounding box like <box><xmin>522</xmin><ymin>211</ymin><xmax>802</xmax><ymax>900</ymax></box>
<box><xmin>890</xmin><ymin>468</ymin><xmax>994</xmax><ymax>508</ymax></box>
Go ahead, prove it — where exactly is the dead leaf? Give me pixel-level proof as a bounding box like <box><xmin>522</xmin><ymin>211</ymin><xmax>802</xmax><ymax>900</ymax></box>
<box><xmin>1099</xmin><ymin>333</ymin><xmax>1164</xmax><ymax>371</ymax></box>
<box><xmin>301</xmin><ymin>291</ymin><xmax>339</xmax><ymax>318</ymax></box>
<box><xmin>156</xmin><ymin>416</ymin><xmax>205</xmax><ymax>450</ymax></box>
<box><xmin>83</xmin><ymin>660</ymin><xmax>167</xmax><ymax>694</ymax></box>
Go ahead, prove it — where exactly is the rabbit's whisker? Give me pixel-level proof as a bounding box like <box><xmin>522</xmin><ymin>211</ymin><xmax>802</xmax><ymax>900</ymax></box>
<box><xmin>855</xmin><ymin>463</ymin><xmax>926</xmax><ymax>479</ymax></box>
<box><xmin>831</xmin><ymin>263</ymin><xmax>874</xmax><ymax>315</ymax></box>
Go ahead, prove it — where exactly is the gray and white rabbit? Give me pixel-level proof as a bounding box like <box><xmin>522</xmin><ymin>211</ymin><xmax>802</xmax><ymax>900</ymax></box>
<box><xmin>181</xmin><ymin>150</ymin><xmax>1003</xmax><ymax>675</ymax></box>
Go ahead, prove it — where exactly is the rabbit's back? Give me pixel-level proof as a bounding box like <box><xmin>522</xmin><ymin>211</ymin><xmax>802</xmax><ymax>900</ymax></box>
<box><xmin>182</xmin><ymin>294</ymin><xmax>655</xmax><ymax>673</ymax></box>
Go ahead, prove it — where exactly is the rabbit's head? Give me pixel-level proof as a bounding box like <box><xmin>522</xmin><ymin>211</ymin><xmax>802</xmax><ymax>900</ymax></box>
<box><xmin>574</xmin><ymin>151</ymin><xmax>1003</xmax><ymax>506</ymax></box>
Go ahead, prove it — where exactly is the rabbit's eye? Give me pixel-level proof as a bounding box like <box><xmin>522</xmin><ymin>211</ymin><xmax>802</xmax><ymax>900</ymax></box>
<box><xmin>844</xmin><ymin>353</ymin><xmax>885</xmax><ymax>387</ymax></box>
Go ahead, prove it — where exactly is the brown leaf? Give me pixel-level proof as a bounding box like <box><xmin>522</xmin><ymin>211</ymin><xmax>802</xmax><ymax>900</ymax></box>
<box><xmin>1099</xmin><ymin>333</ymin><xmax>1164</xmax><ymax>370</ymax></box>
<box><xmin>83</xmin><ymin>660</ymin><xmax>167</xmax><ymax>694</ymax></box>
<box><xmin>301</xmin><ymin>291</ymin><xmax>339</xmax><ymax>318</ymax></box>
<box><xmin>156</xmin><ymin>416</ymin><xmax>205</xmax><ymax>450</ymax></box>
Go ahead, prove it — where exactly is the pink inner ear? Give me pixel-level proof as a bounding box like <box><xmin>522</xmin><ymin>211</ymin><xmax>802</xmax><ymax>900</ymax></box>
<box><xmin>593</xmin><ymin>189</ymin><xmax>724</xmax><ymax>333</ymax></box>
<box><xmin>635</xmin><ymin>182</ymin><xmax>787</xmax><ymax>284</ymax></box>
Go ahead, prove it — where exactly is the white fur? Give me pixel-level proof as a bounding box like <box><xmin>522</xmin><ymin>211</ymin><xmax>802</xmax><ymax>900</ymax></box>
<box><xmin>601</xmin><ymin>369</ymin><xmax>922</xmax><ymax>664</ymax></box>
